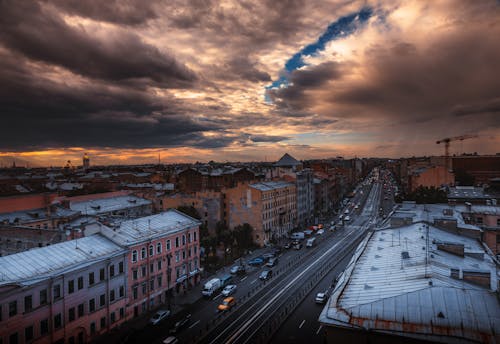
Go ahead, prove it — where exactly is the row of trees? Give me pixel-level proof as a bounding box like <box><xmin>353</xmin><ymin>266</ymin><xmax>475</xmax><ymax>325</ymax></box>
<box><xmin>397</xmin><ymin>186</ymin><xmax>447</xmax><ymax>204</ymax></box>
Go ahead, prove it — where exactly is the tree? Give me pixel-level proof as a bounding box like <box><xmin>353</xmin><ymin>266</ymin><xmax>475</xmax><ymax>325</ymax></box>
<box><xmin>176</xmin><ymin>205</ymin><xmax>201</xmax><ymax>219</ymax></box>
<box><xmin>233</xmin><ymin>223</ymin><xmax>254</xmax><ymax>254</ymax></box>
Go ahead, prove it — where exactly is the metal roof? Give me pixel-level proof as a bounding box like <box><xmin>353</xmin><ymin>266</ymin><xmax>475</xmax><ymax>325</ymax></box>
<box><xmin>319</xmin><ymin>223</ymin><xmax>499</xmax><ymax>343</ymax></box>
<box><xmin>274</xmin><ymin>153</ymin><xmax>301</xmax><ymax>167</ymax></box>
<box><xmin>250</xmin><ymin>181</ymin><xmax>294</xmax><ymax>191</ymax></box>
<box><xmin>70</xmin><ymin>195</ymin><xmax>151</xmax><ymax>215</ymax></box>
<box><xmin>0</xmin><ymin>234</ymin><xmax>125</xmax><ymax>286</ymax></box>
<box><xmin>99</xmin><ymin>209</ymin><xmax>200</xmax><ymax>246</ymax></box>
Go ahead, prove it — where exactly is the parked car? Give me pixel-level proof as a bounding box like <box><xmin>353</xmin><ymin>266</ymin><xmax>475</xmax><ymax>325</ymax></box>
<box><xmin>222</xmin><ymin>284</ymin><xmax>237</xmax><ymax>296</ymax></box>
<box><xmin>230</xmin><ymin>265</ymin><xmax>246</xmax><ymax>275</ymax></box>
<box><xmin>218</xmin><ymin>297</ymin><xmax>236</xmax><ymax>311</ymax></box>
<box><xmin>316</xmin><ymin>229</ymin><xmax>325</xmax><ymax>235</ymax></box>
<box><xmin>266</xmin><ymin>257</ymin><xmax>278</xmax><ymax>267</ymax></box>
<box><xmin>169</xmin><ymin>314</ymin><xmax>192</xmax><ymax>334</ymax></box>
<box><xmin>248</xmin><ymin>257</ymin><xmax>265</xmax><ymax>266</ymax></box>
<box><xmin>262</xmin><ymin>252</ymin><xmax>276</xmax><ymax>261</ymax></box>
<box><xmin>284</xmin><ymin>242</ymin><xmax>292</xmax><ymax>249</ymax></box>
<box><xmin>315</xmin><ymin>292</ymin><xmax>328</xmax><ymax>304</ymax></box>
<box><xmin>163</xmin><ymin>336</ymin><xmax>179</xmax><ymax>344</ymax></box>
<box><xmin>293</xmin><ymin>242</ymin><xmax>302</xmax><ymax>250</ymax></box>
<box><xmin>150</xmin><ymin>309</ymin><xmax>171</xmax><ymax>325</ymax></box>
<box><xmin>259</xmin><ymin>270</ymin><xmax>273</xmax><ymax>280</ymax></box>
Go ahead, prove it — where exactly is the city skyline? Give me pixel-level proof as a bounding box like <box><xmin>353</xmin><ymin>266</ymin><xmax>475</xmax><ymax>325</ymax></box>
<box><xmin>1</xmin><ymin>0</ymin><xmax>499</xmax><ymax>166</ymax></box>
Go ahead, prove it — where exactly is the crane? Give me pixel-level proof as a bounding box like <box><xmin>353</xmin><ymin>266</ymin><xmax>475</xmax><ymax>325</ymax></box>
<box><xmin>436</xmin><ymin>134</ymin><xmax>478</xmax><ymax>170</ymax></box>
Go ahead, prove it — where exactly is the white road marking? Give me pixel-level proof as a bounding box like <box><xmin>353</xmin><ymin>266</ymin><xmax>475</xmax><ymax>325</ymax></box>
<box><xmin>250</xmin><ymin>279</ymin><xmax>257</xmax><ymax>284</ymax></box>
<box><xmin>240</xmin><ymin>276</ymin><xmax>247</xmax><ymax>281</ymax></box>
<box><xmin>316</xmin><ymin>325</ymin><xmax>323</xmax><ymax>335</ymax></box>
<box><xmin>299</xmin><ymin>320</ymin><xmax>305</xmax><ymax>329</ymax></box>
<box><xmin>212</xmin><ymin>293</ymin><xmax>222</xmax><ymax>300</ymax></box>
<box><xmin>189</xmin><ymin>320</ymin><xmax>200</xmax><ymax>329</ymax></box>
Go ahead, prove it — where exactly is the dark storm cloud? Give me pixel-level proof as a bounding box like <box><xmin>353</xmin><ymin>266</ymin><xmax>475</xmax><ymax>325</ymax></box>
<box><xmin>0</xmin><ymin>1</ymin><xmax>196</xmax><ymax>88</ymax></box>
<box><xmin>49</xmin><ymin>0</ymin><xmax>159</xmax><ymax>25</ymax></box>
<box><xmin>451</xmin><ymin>98</ymin><xmax>500</xmax><ymax>117</ymax></box>
<box><xmin>249</xmin><ymin>135</ymin><xmax>289</xmax><ymax>143</ymax></box>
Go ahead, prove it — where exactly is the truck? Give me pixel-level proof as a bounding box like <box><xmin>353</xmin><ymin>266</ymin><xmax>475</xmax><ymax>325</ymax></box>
<box><xmin>202</xmin><ymin>278</ymin><xmax>222</xmax><ymax>297</ymax></box>
<box><xmin>306</xmin><ymin>237</ymin><xmax>316</xmax><ymax>248</ymax></box>
<box><xmin>219</xmin><ymin>274</ymin><xmax>233</xmax><ymax>287</ymax></box>
<box><xmin>290</xmin><ymin>232</ymin><xmax>305</xmax><ymax>240</ymax></box>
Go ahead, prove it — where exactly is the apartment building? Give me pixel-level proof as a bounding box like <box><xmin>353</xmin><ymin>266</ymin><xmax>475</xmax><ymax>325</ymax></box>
<box><xmin>99</xmin><ymin>209</ymin><xmax>201</xmax><ymax>319</ymax></box>
<box><xmin>225</xmin><ymin>181</ymin><xmax>296</xmax><ymax>246</ymax></box>
<box><xmin>0</xmin><ymin>235</ymin><xmax>128</xmax><ymax>344</ymax></box>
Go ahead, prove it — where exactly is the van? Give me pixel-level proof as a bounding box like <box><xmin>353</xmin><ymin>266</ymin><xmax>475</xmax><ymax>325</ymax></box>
<box><xmin>220</xmin><ymin>274</ymin><xmax>233</xmax><ymax>287</ymax></box>
<box><xmin>290</xmin><ymin>232</ymin><xmax>305</xmax><ymax>240</ymax></box>
<box><xmin>306</xmin><ymin>237</ymin><xmax>316</xmax><ymax>247</ymax></box>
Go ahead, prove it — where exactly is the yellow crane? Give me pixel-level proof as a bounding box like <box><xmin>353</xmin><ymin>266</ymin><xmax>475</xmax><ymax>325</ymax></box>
<box><xmin>436</xmin><ymin>134</ymin><xmax>478</xmax><ymax>170</ymax></box>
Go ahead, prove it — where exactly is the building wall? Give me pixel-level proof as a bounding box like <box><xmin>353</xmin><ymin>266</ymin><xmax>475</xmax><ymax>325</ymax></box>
<box><xmin>296</xmin><ymin>170</ymin><xmax>314</xmax><ymax>227</ymax></box>
<box><xmin>409</xmin><ymin>165</ymin><xmax>454</xmax><ymax>192</ymax></box>
<box><xmin>0</xmin><ymin>193</ymin><xmax>58</xmax><ymax>213</ymax></box>
<box><xmin>126</xmin><ymin>226</ymin><xmax>200</xmax><ymax>319</ymax></box>
<box><xmin>0</xmin><ymin>254</ymin><xmax>128</xmax><ymax>344</ymax></box>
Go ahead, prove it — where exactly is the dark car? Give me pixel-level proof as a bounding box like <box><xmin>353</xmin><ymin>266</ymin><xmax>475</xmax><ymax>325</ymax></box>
<box><xmin>262</xmin><ymin>252</ymin><xmax>275</xmax><ymax>261</ymax></box>
<box><xmin>266</xmin><ymin>257</ymin><xmax>278</xmax><ymax>267</ymax></box>
<box><xmin>169</xmin><ymin>314</ymin><xmax>191</xmax><ymax>334</ymax></box>
<box><xmin>284</xmin><ymin>242</ymin><xmax>292</xmax><ymax>249</ymax></box>
<box><xmin>248</xmin><ymin>257</ymin><xmax>265</xmax><ymax>266</ymax></box>
<box><xmin>272</xmin><ymin>247</ymin><xmax>282</xmax><ymax>255</ymax></box>
<box><xmin>259</xmin><ymin>270</ymin><xmax>272</xmax><ymax>280</ymax></box>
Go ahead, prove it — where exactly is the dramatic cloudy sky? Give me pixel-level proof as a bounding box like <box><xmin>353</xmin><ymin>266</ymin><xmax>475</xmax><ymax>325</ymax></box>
<box><xmin>0</xmin><ymin>0</ymin><xmax>499</xmax><ymax>166</ymax></box>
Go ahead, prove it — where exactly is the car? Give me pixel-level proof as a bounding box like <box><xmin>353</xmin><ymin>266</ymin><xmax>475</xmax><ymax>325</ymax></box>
<box><xmin>150</xmin><ymin>309</ymin><xmax>171</xmax><ymax>325</ymax></box>
<box><xmin>316</xmin><ymin>229</ymin><xmax>325</xmax><ymax>235</ymax></box>
<box><xmin>259</xmin><ymin>270</ymin><xmax>272</xmax><ymax>280</ymax></box>
<box><xmin>221</xmin><ymin>284</ymin><xmax>237</xmax><ymax>296</ymax></box>
<box><xmin>247</xmin><ymin>257</ymin><xmax>264</xmax><ymax>266</ymax></box>
<box><xmin>266</xmin><ymin>257</ymin><xmax>278</xmax><ymax>267</ymax></box>
<box><xmin>284</xmin><ymin>242</ymin><xmax>291</xmax><ymax>249</ymax></box>
<box><xmin>315</xmin><ymin>292</ymin><xmax>328</xmax><ymax>304</ymax></box>
<box><xmin>230</xmin><ymin>265</ymin><xmax>246</xmax><ymax>275</ymax></box>
<box><xmin>262</xmin><ymin>252</ymin><xmax>276</xmax><ymax>261</ymax></box>
<box><xmin>293</xmin><ymin>242</ymin><xmax>302</xmax><ymax>250</ymax></box>
<box><xmin>272</xmin><ymin>247</ymin><xmax>282</xmax><ymax>255</ymax></box>
<box><xmin>344</xmin><ymin>215</ymin><xmax>351</xmax><ymax>222</ymax></box>
<box><xmin>169</xmin><ymin>314</ymin><xmax>192</xmax><ymax>334</ymax></box>
<box><xmin>344</xmin><ymin>209</ymin><xmax>350</xmax><ymax>214</ymax></box>
<box><xmin>163</xmin><ymin>336</ymin><xmax>179</xmax><ymax>344</ymax></box>
<box><xmin>218</xmin><ymin>297</ymin><xmax>236</xmax><ymax>311</ymax></box>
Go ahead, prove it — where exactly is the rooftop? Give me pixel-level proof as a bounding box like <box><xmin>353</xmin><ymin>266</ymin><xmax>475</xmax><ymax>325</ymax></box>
<box><xmin>0</xmin><ymin>234</ymin><xmax>125</xmax><ymax>286</ymax></box>
<box><xmin>70</xmin><ymin>195</ymin><xmax>152</xmax><ymax>215</ymax></box>
<box><xmin>448</xmin><ymin>186</ymin><xmax>493</xmax><ymax>199</ymax></box>
<box><xmin>99</xmin><ymin>209</ymin><xmax>200</xmax><ymax>246</ymax></box>
<box><xmin>250</xmin><ymin>181</ymin><xmax>294</xmax><ymax>191</ymax></box>
<box><xmin>274</xmin><ymin>153</ymin><xmax>302</xmax><ymax>167</ymax></box>
<box><xmin>319</xmin><ymin>223</ymin><xmax>499</xmax><ymax>343</ymax></box>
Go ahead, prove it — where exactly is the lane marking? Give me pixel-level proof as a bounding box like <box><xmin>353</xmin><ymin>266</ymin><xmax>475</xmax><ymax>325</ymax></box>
<box><xmin>213</xmin><ymin>293</ymin><xmax>222</xmax><ymax>300</ymax></box>
<box><xmin>299</xmin><ymin>320</ymin><xmax>305</xmax><ymax>329</ymax></box>
<box><xmin>189</xmin><ymin>320</ymin><xmax>200</xmax><ymax>329</ymax></box>
<box><xmin>250</xmin><ymin>279</ymin><xmax>257</xmax><ymax>284</ymax></box>
<box><xmin>316</xmin><ymin>325</ymin><xmax>323</xmax><ymax>335</ymax></box>
<box><xmin>240</xmin><ymin>276</ymin><xmax>247</xmax><ymax>282</ymax></box>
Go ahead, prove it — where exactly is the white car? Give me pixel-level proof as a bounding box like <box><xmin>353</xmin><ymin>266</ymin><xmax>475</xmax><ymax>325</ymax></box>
<box><xmin>316</xmin><ymin>229</ymin><xmax>325</xmax><ymax>235</ymax></box>
<box><xmin>315</xmin><ymin>292</ymin><xmax>328</xmax><ymax>304</ymax></box>
<box><xmin>150</xmin><ymin>309</ymin><xmax>171</xmax><ymax>325</ymax></box>
<box><xmin>221</xmin><ymin>284</ymin><xmax>237</xmax><ymax>296</ymax></box>
<box><xmin>344</xmin><ymin>215</ymin><xmax>351</xmax><ymax>222</ymax></box>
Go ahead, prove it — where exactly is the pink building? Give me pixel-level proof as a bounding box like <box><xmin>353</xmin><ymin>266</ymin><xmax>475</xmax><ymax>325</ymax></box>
<box><xmin>99</xmin><ymin>209</ymin><xmax>201</xmax><ymax>319</ymax></box>
<box><xmin>0</xmin><ymin>234</ymin><xmax>127</xmax><ymax>343</ymax></box>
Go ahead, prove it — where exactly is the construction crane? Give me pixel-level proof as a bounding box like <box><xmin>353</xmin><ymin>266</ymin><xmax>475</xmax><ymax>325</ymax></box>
<box><xmin>436</xmin><ymin>134</ymin><xmax>478</xmax><ymax>170</ymax></box>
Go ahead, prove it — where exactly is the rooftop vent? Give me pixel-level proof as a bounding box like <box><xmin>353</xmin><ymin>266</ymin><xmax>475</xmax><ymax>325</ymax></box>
<box><xmin>401</xmin><ymin>251</ymin><xmax>410</xmax><ymax>259</ymax></box>
<box><xmin>437</xmin><ymin>311</ymin><xmax>445</xmax><ymax>318</ymax></box>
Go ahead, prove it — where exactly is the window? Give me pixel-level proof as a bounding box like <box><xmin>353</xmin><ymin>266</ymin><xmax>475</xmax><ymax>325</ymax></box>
<box><xmin>25</xmin><ymin>326</ymin><xmax>34</xmax><ymax>341</ymax></box>
<box><xmin>157</xmin><ymin>275</ymin><xmax>162</xmax><ymax>287</ymax></box>
<box><xmin>119</xmin><ymin>262</ymin><xmax>124</xmax><ymax>274</ymax></box>
<box><xmin>188</xmin><ymin>232</ymin><xmax>191</xmax><ymax>243</ymax></box>
<box><xmin>150</xmin><ymin>279</ymin><xmax>154</xmax><ymax>291</ymax></box>
<box><xmin>476</xmin><ymin>217</ymin><xmax>483</xmax><ymax>224</ymax></box>
<box><xmin>497</xmin><ymin>234</ymin><xmax>500</xmax><ymax>244</ymax></box>
<box><xmin>194</xmin><ymin>232</ymin><xmax>197</xmax><ymax>241</ymax></box>
<box><xmin>175</xmin><ymin>251</ymin><xmax>180</xmax><ymax>263</ymax></box>
<box><xmin>77</xmin><ymin>277</ymin><xmax>84</xmax><ymax>290</ymax></box>
<box><xmin>182</xmin><ymin>250</ymin><xmax>186</xmax><ymax>260</ymax></box>
<box><xmin>39</xmin><ymin>289</ymin><xmax>47</xmax><ymax>305</ymax></box>
<box><xmin>110</xmin><ymin>312</ymin><xmax>116</xmax><ymax>324</ymax></box>
<box><xmin>141</xmin><ymin>283</ymin><xmax>147</xmax><ymax>295</ymax></box>
<box><xmin>68</xmin><ymin>280</ymin><xmax>75</xmax><ymax>294</ymax></box>
<box><xmin>141</xmin><ymin>247</ymin><xmax>146</xmax><ymax>259</ymax></box>
<box><xmin>182</xmin><ymin>235</ymin><xmax>186</xmax><ymax>245</ymax></box>
<box><xmin>53</xmin><ymin>284</ymin><xmax>61</xmax><ymax>299</ymax></box>
<box><xmin>88</xmin><ymin>272</ymin><xmax>95</xmax><ymax>285</ymax></box>
<box><xmin>68</xmin><ymin>307</ymin><xmax>75</xmax><ymax>322</ymax></box>
<box><xmin>90</xmin><ymin>322</ymin><xmax>96</xmax><ymax>335</ymax></box>
<box><xmin>9</xmin><ymin>333</ymin><xmax>18</xmax><ymax>344</ymax></box>
<box><xmin>100</xmin><ymin>268</ymin><xmax>105</xmax><ymax>281</ymax></box>
<box><xmin>175</xmin><ymin>237</ymin><xmax>179</xmax><ymax>248</ymax></box>
<box><xmin>119</xmin><ymin>307</ymin><xmax>124</xmax><ymax>319</ymax></box>
<box><xmin>132</xmin><ymin>250</ymin><xmax>138</xmax><ymax>263</ymax></box>
<box><xmin>156</xmin><ymin>242</ymin><xmax>162</xmax><ymax>254</ymax></box>
<box><xmin>89</xmin><ymin>299</ymin><xmax>95</xmax><ymax>313</ymax></box>
<box><xmin>76</xmin><ymin>303</ymin><xmax>84</xmax><ymax>317</ymax></box>
<box><xmin>110</xmin><ymin>290</ymin><xmax>115</xmax><ymax>302</ymax></box>
<box><xmin>24</xmin><ymin>295</ymin><xmax>32</xmax><ymax>312</ymax></box>
<box><xmin>166</xmin><ymin>240</ymin><xmax>171</xmax><ymax>250</ymax></box>
<box><xmin>140</xmin><ymin>265</ymin><xmax>146</xmax><ymax>277</ymax></box>
<box><xmin>9</xmin><ymin>300</ymin><xmax>17</xmax><ymax>317</ymax></box>
<box><xmin>149</xmin><ymin>245</ymin><xmax>154</xmax><ymax>256</ymax></box>
<box><xmin>119</xmin><ymin>286</ymin><xmax>124</xmax><ymax>298</ymax></box>
<box><xmin>100</xmin><ymin>317</ymin><xmax>106</xmax><ymax>329</ymax></box>
<box><xmin>99</xmin><ymin>294</ymin><xmax>106</xmax><ymax>307</ymax></box>
<box><xmin>497</xmin><ymin>218</ymin><xmax>500</xmax><ymax>226</ymax></box>
<box><xmin>54</xmin><ymin>313</ymin><xmax>62</xmax><ymax>329</ymax></box>
<box><xmin>133</xmin><ymin>286</ymin><xmax>138</xmax><ymax>300</ymax></box>
<box><xmin>40</xmin><ymin>319</ymin><xmax>48</xmax><ymax>335</ymax></box>
<box><xmin>157</xmin><ymin>260</ymin><xmax>162</xmax><ymax>270</ymax></box>
<box><xmin>132</xmin><ymin>269</ymin><xmax>138</xmax><ymax>280</ymax></box>
<box><xmin>109</xmin><ymin>265</ymin><xmax>115</xmax><ymax>278</ymax></box>
<box><xmin>150</xmin><ymin>263</ymin><xmax>154</xmax><ymax>273</ymax></box>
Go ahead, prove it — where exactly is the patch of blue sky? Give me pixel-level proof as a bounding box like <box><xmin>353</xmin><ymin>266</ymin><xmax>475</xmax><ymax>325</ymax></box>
<box><xmin>265</xmin><ymin>7</ymin><xmax>372</xmax><ymax>101</ymax></box>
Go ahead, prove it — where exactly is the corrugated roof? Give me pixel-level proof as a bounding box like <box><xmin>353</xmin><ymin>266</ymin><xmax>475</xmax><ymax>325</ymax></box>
<box><xmin>0</xmin><ymin>234</ymin><xmax>124</xmax><ymax>286</ymax></box>
<box><xmin>250</xmin><ymin>181</ymin><xmax>294</xmax><ymax>191</ymax></box>
<box><xmin>319</xmin><ymin>224</ymin><xmax>499</xmax><ymax>343</ymax></box>
<box><xmin>99</xmin><ymin>209</ymin><xmax>200</xmax><ymax>246</ymax></box>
